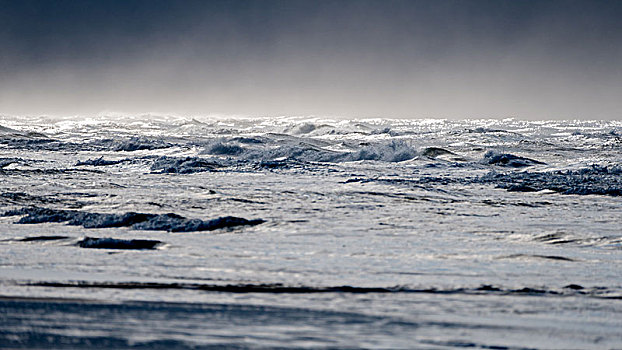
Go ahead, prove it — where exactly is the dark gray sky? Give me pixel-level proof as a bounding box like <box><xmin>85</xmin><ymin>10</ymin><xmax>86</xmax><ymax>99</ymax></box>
<box><xmin>1</xmin><ymin>0</ymin><xmax>621</xmax><ymax>119</ymax></box>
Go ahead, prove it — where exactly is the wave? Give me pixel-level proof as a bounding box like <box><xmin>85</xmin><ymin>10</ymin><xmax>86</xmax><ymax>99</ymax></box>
<box><xmin>422</xmin><ymin>147</ymin><xmax>461</xmax><ymax>160</ymax></box>
<box><xmin>202</xmin><ymin>141</ymin><xmax>245</xmax><ymax>156</ymax></box>
<box><xmin>342</xmin><ymin>161</ymin><xmax>622</xmax><ymax>198</ymax></box>
<box><xmin>344</xmin><ymin>140</ymin><xmax>417</xmax><ymax>162</ymax></box>
<box><xmin>76</xmin><ymin>157</ymin><xmax>129</xmax><ymax>166</ymax></box>
<box><xmin>0</xmin><ymin>124</ymin><xmax>47</xmax><ymax>138</ymax></box>
<box><xmin>150</xmin><ymin>156</ymin><xmax>223</xmax><ymax>174</ymax></box>
<box><xmin>24</xmin><ymin>281</ymin><xmax>622</xmax><ymax>299</ymax></box>
<box><xmin>2</xmin><ymin>207</ymin><xmax>265</xmax><ymax>232</ymax></box>
<box><xmin>77</xmin><ymin>237</ymin><xmax>162</xmax><ymax>250</ymax></box>
<box><xmin>0</xmin><ymin>157</ymin><xmax>25</xmax><ymax>168</ymax></box>
<box><xmin>90</xmin><ymin>137</ymin><xmax>173</xmax><ymax>152</ymax></box>
<box><xmin>17</xmin><ymin>235</ymin><xmax>70</xmax><ymax>242</ymax></box>
<box><xmin>132</xmin><ymin>213</ymin><xmax>265</xmax><ymax>232</ymax></box>
<box><xmin>202</xmin><ymin>139</ymin><xmax>419</xmax><ymax>163</ymax></box>
<box><xmin>482</xmin><ymin>164</ymin><xmax>622</xmax><ymax>196</ymax></box>
<box><xmin>1</xmin><ymin>127</ymin><xmax>175</xmax><ymax>153</ymax></box>
<box><xmin>482</xmin><ymin>151</ymin><xmax>545</xmax><ymax>168</ymax></box>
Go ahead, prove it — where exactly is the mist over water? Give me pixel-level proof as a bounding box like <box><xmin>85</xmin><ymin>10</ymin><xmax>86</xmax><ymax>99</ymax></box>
<box><xmin>1</xmin><ymin>0</ymin><xmax>621</xmax><ymax>119</ymax></box>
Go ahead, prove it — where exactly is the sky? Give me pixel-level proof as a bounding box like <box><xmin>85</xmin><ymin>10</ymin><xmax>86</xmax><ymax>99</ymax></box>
<box><xmin>1</xmin><ymin>0</ymin><xmax>621</xmax><ymax>119</ymax></box>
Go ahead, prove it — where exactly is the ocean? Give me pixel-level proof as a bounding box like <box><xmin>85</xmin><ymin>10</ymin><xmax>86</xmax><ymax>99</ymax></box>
<box><xmin>1</xmin><ymin>115</ymin><xmax>621</xmax><ymax>349</ymax></box>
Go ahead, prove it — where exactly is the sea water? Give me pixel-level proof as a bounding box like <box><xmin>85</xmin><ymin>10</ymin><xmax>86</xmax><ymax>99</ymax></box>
<box><xmin>0</xmin><ymin>115</ymin><xmax>621</xmax><ymax>349</ymax></box>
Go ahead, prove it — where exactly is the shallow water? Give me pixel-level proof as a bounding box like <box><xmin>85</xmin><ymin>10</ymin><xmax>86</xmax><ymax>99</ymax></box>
<box><xmin>1</xmin><ymin>115</ymin><xmax>621</xmax><ymax>349</ymax></box>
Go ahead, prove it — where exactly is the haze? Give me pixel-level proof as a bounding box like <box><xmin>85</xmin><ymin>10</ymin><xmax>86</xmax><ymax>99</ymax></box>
<box><xmin>1</xmin><ymin>0</ymin><xmax>621</xmax><ymax>119</ymax></box>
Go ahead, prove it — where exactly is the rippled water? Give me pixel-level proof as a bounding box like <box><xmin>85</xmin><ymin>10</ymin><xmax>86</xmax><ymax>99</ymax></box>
<box><xmin>1</xmin><ymin>115</ymin><xmax>621</xmax><ymax>349</ymax></box>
